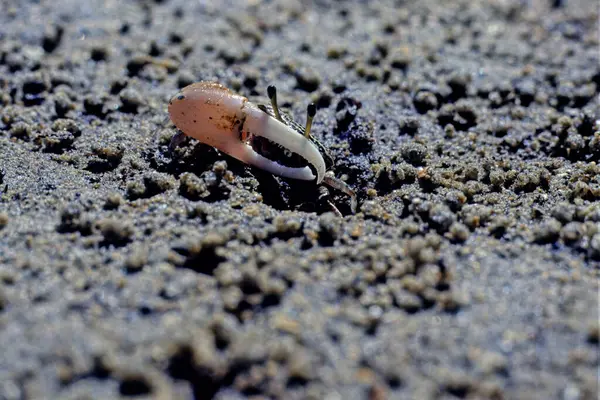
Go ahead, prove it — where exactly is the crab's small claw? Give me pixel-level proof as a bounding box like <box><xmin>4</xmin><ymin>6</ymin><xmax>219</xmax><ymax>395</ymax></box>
<box><xmin>326</xmin><ymin>200</ymin><xmax>344</xmax><ymax>218</ymax></box>
<box><xmin>317</xmin><ymin>186</ymin><xmax>343</xmax><ymax>218</ymax></box>
<box><xmin>323</xmin><ymin>172</ymin><xmax>357</xmax><ymax>214</ymax></box>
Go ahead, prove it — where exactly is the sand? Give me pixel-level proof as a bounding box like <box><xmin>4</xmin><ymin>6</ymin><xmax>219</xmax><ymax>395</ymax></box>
<box><xmin>0</xmin><ymin>0</ymin><xmax>598</xmax><ymax>399</ymax></box>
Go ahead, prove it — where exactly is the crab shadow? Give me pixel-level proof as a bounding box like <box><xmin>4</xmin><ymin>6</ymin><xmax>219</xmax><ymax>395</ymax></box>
<box><xmin>147</xmin><ymin>141</ymin><xmax>353</xmax><ymax>215</ymax></box>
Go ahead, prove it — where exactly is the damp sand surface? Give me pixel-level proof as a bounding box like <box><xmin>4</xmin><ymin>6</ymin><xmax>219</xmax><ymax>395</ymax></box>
<box><xmin>0</xmin><ymin>1</ymin><xmax>599</xmax><ymax>399</ymax></box>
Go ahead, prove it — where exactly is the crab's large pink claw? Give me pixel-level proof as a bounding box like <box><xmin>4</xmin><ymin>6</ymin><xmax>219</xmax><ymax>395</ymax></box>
<box><xmin>168</xmin><ymin>81</ymin><xmax>326</xmax><ymax>182</ymax></box>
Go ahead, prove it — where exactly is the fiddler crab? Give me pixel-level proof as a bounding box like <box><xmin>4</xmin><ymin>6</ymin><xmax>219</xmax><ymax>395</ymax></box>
<box><xmin>166</xmin><ymin>81</ymin><xmax>357</xmax><ymax>216</ymax></box>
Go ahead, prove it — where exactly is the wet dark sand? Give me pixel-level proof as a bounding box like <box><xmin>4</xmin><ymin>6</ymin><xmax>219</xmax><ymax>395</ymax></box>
<box><xmin>0</xmin><ymin>0</ymin><xmax>599</xmax><ymax>399</ymax></box>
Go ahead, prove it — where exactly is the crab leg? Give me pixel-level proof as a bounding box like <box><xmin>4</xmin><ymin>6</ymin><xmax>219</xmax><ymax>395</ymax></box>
<box><xmin>326</xmin><ymin>200</ymin><xmax>344</xmax><ymax>218</ymax></box>
<box><xmin>323</xmin><ymin>172</ymin><xmax>357</xmax><ymax>214</ymax></box>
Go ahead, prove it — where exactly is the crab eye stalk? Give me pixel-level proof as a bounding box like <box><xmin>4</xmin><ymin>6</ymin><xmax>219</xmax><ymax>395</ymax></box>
<box><xmin>305</xmin><ymin>103</ymin><xmax>316</xmax><ymax>138</ymax></box>
<box><xmin>267</xmin><ymin>85</ymin><xmax>283</xmax><ymax>122</ymax></box>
